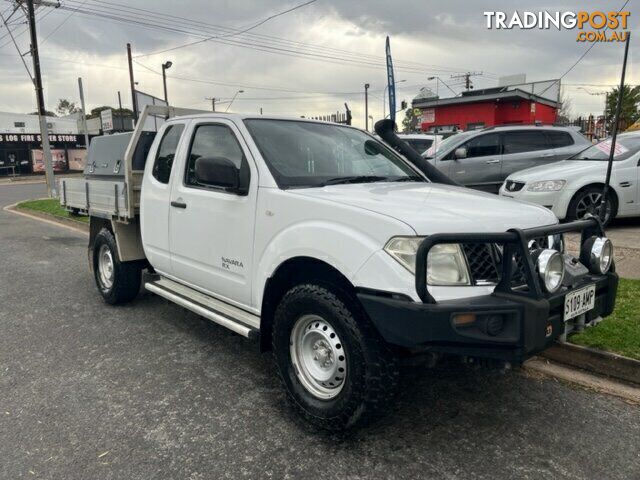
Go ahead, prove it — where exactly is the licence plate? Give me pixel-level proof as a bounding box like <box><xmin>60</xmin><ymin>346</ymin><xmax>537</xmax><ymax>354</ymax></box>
<box><xmin>564</xmin><ymin>284</ymin><xmax>596</xmax><ymax>320</ymax></box>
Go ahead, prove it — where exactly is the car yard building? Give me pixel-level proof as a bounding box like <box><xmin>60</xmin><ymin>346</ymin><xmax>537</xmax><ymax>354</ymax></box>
<box><xmin>0</xmin><ymin>111</ymin><xmax>87</xmax><ymax>175</ymax></box>
<box><xmin>413</xmin><ymin>78</ymin><xmax>561</xmax><ymax>134</ymax></box>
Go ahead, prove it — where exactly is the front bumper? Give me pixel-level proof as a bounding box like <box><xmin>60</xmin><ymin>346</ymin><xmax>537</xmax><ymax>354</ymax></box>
<box><xmin>358</xmin><ymin>272</ymin><xmax>617</xmax><ymax>364</ymax></box>
<box><xmin>358</xmin><ymin>217</ymin><xmax>618</xmax><ymax>364</ymax></box>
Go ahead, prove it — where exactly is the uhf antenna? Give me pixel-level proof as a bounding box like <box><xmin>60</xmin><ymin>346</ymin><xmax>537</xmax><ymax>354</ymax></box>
<box><xmin>601</xmin><ymin>32</ymin><xmax>631</xmax><ymax>223</ymax></box>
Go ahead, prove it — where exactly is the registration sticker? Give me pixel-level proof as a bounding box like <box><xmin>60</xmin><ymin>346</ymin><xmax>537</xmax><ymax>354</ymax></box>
<box><xmin>564</xmin><ymin>284</ymin><xmax>596</xmax><ymax>321</ymax></box>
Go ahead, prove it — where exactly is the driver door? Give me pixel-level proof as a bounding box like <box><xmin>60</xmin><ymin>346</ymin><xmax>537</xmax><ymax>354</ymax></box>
<box><xmin>168</xmin><ymin>119</ymin><xmax>257</xmax><ymax>307</ymax></box>
<box><xmin>448</xmin><ymin>132</ymin><xmax>502</xmax><ymax>192</ymax></box>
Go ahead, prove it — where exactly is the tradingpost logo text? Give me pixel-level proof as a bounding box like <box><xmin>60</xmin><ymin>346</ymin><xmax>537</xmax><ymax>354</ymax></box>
<box><xmin>484</xmin><ymin>10</ymin><xmax>630</xmax><ymax>42</ymax></box>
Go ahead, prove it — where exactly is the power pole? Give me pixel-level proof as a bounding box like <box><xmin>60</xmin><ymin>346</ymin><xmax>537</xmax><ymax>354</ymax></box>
<box><xmin>127</xmin><ymin>43</ymin><xmax>138</xmax><ymax>123</ymax></box>
<box><xmin>77</xmin><ymin>77</ymin><xmax>89</xmax><ymax>150</ymax></box>
<box><xmin>205</xmin><ymin>97</ymin><xmax>217</xmax><ymax>111</ymax></box>
<box><xmin>364</xmin><ymin>83</ymin><xmax>370</xmax><ymax>131</ymax></box>
<box><xmin>117</xmin><ymin>90</ymin><xmax>123</xmax><ymax>131</ymax></box>
<box><xmin>26</xmin><ymin>0</ymin><xmax>56</xmax><ymax>196</ymax></box>
<box><xmin>450</xmin><ymin>71</ymin><xmax>482</xmax><ymax>91</ymax></box>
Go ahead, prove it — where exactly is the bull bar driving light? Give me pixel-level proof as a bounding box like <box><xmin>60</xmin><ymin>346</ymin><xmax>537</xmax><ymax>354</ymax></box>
<box><xmin>535</xmin><ymin>249</ymin><xmax>565</xmax><ymax>293</ymax></box>
<box><xmin>581</xmin><ymin>236</ymin><xmax>613</xmax><ymax>274</ymax></box>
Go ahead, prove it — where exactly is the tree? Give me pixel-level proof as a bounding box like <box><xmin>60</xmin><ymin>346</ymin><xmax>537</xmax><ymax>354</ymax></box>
<box><xmin>605</xmin><ymin>84</ymin><xmax>640</xmax><ymax>131</ymax></box>
<box><xmin>557</xmin><ymin>88</ymin><xmax>572</xmax><ymax>124</ymax></box>
<box><xmin>29</xmin><ymin>110</ymin><xmax>56</xmax><ymax>117</ymax></box>
<box><xmin>401</xmin><ymin>108</ymin><xmax>420</xmax><ymax>133</ymax></box>
<box><xmin>87</xmin><ymin>106</ymin><xmax>133</xmax><ymax>119</ymax></box>
<box><xmin>56</xmin><ymin>98</ymin><xmax>80</xmax><ymax>116</ymax></box>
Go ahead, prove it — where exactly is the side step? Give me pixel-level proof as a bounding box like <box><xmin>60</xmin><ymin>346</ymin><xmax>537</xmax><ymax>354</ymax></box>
<box><xmin>144</xmin><ymin>273</ymin><xmax>260</xmax><ymax>339</ymax></box>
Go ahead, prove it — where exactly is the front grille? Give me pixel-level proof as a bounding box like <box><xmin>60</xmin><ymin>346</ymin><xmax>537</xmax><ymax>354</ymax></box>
<box><xmin>463</xmin><ymin>244</ymin><xmax>500</xmax><ymax>284</ymax></box>
<box><xmin>505</xmin><ymin>180</ymin><xmax>525</xmax><ymax>192</ymax></box>
<box><xmin>463</xmin><ymin>243</ymin><xmax>528</xmax><ymax>288</ymax></box>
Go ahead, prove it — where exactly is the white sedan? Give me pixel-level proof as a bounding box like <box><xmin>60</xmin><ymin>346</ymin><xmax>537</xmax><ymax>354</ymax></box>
<box><xmin>499</xmin><ymin>131</ymin><xmax>640</xmax><ymax>224</ymax></box>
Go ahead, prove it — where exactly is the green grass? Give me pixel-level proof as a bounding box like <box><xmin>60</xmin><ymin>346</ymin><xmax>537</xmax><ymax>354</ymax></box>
<box><xmin>17</xmin><ymin>198</ymin><xmax>89</xmax><ymax>224</ymax></box>
<box><xmin>571</xmin><ymin>278</ymin><xmax>640</xmax><ymax>360</ymax></box>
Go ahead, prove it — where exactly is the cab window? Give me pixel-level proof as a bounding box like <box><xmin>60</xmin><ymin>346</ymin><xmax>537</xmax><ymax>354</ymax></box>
<box><xmin>152</xmin><ymin>124</ymin><xmax>184</xmax><ymax>184</ymax></box>
<box><xmin>184</xmin><ymin>124</ymin><xmax>249</xmax><ymax>189</ymax></box>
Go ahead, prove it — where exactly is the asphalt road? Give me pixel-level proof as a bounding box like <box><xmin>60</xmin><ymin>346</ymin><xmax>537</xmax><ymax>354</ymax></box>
<box><xmin>1</xmin><ymin>183</ymin><xmax>639</xmax><ymax>480</ymax></box>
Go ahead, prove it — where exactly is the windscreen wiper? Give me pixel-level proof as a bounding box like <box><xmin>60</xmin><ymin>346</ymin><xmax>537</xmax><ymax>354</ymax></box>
<box><xmin>319</xmin><ymin>175</ymin><xmax>390</xmax><ymax>186</ymax></box>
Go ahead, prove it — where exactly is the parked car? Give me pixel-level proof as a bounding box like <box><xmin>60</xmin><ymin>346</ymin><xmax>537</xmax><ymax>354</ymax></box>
<box><xmin>423</xmin><ymin>125</ymin><xmax>591</xmax><ymax>192</ymax></box>
<box><xmin>396</xmin><ymin>133</ymin><xmax>444</xmax><ymax>157</ymax></box>
<box><xmin>60</xmin><ymin>107</ymin><xmax>618</xmax><ymax>431</ymax></box>
<box><xmin>500</xmin><ymin>131</ymin><xmax>640</xmax><ymax>225</ymax></box>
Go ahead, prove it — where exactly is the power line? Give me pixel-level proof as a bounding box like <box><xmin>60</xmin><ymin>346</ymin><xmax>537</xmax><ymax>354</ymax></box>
<box><xmin>136</xmin><ymin>0</ymin><xmax>317</xmax><ymax>58</ymax></box>
<box><xmin>70</xmin><ymin>0</ymin><xmax>479</xmax><ymax>74</ymax></box>
<box><xmin>41</xmin><ymin>0</ymin><xmax>85</xmax><ymax>44</ymax></box>
<box><xmin>55</xmin><ymin>0</ymin><xmax>481</xmax><ymax>76</ymax></box>
<box><xmin>538</xmin><ymin>0</ymin><xmax>630</xmax><ymax>97</ymax></box>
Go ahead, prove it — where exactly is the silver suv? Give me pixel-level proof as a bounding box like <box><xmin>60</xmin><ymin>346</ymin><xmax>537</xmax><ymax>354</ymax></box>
<box><xmin>424</xmin><ymin>125</ymin><xmax>591</xmax><ymax>193</ymax></box>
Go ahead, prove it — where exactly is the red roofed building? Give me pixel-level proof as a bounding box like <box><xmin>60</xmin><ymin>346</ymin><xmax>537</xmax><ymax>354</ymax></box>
<box><xmin>412</xmin><ymin>80</ymin><xmax>561</xmax><ymax>134</ymax></box>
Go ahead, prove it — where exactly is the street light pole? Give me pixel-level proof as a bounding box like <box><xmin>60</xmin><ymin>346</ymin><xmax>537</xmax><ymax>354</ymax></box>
<box><xmin>364</xmin><ymin>83</ymin><xmax>370</xmax><ymax>131</ymax></box>
<box><xmin>225</xmin><ymin>90</ymin><xmax>244</xmax><ymax>112</ymax></box>
<box><xmin>26</xmin><ymin>0</ymin><xmax>56</xmax><ymax>197</ymax></box>
<box><xmin>161</xmin><ymin>60</ymin><xmax>172</xmax><ymax>104</ymax></box>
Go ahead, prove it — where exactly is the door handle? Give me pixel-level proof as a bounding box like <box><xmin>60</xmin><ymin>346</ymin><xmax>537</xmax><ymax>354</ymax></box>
<box><xmin>171</xmin><ymin>200</ymin><xmax>187</xmax><ymax>209</ymax></box>
<box><xmin>485</xmin><ymin>159</ymin><xmax>500</xmax><ymax>164</ymax></box>
<box><xmin>540</xmin><ymin>153</ymin><xmax>554</xmax><ymax>158</ymax></box>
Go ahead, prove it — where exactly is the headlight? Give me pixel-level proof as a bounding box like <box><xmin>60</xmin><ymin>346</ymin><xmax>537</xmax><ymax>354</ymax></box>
<box><xmin>526</xmin><ymin>180</ymin><xmax>566</xmax><ymax>192</ymax></box>
<box><xmin>384</xmin><ymin>237</ymin><xmax>471</xmax><ymax>286</ymax></box>
<box><xmin>581</xmin><ymin>236</ymin><xmax>613</xmax><ymax>274</ymax></box>
<box><xmin>535</xmin><ymin>249</ymin><xmax>565</xmax><ymax>293</ymax></box>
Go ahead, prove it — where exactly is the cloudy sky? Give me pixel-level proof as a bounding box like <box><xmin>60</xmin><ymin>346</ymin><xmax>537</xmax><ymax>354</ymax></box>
<box><xmin>0</xmin><ymin>0</ymin><xmax>636</xmax><ymax>128</ymax></box>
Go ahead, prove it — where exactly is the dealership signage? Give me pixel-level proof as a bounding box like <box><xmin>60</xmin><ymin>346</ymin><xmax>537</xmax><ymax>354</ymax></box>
<box><xmin>0</xmin><ymin>133</ymin><xmax>79</xmax><ymax>143</ymax></box>
<box><xmin>101</xmin><ymin>109</ymin><xmax>114</xmax><ymax>132</ymax></box>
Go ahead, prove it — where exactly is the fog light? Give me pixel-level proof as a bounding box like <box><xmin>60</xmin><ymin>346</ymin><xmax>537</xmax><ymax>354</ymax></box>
<box><xmin>480</xmin><ymin>315</ymin><xmax>504</xmax><ymax>336</ymax></box>
<box><xmin>536</xmin><ymin>249</ymin><xmax>564</xmax><ymax>293</ymax></box>
<box><xmin>581</xmin><ymin>236</ymin><xmax>613</xmax><ymax>274</ymax></box>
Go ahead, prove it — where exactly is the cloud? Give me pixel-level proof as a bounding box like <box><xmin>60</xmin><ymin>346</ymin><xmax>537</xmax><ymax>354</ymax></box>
<box><xmin>0</xmin><ymin>0</ymin><xmax>636</xmax><ymax>125</ymax></box>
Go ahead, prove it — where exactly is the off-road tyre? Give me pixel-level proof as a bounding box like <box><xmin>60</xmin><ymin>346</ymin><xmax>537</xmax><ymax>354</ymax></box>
<box><xmin>272</xmin><ymin>283</ymin><xmax>399</xmax><ymax>431</ymax></box>
<box><xmin>92</xmin><ymin>227</ymin><xmax>142</xmax><ymax>305</ymax></box>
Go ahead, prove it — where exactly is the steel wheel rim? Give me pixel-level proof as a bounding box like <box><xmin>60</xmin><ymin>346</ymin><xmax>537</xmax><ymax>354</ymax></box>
<box><xmin>290</xmin><ymin>314</ymin><xmax>347</xmax><ymax>400</ymax></box>
<box><xmin>98</xmin><ymin>244</ymin><xmax>114</xmax><ymax>289</ymax></box>
<box><xmin>576</xmin><ymin>192</ymin><xmax>611</xmax><ymax>223</ymax></box>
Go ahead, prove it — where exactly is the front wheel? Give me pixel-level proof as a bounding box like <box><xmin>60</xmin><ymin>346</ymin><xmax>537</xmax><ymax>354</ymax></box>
<box><xmin>272</xmin><ymin>284</ymin><xmax>399</xmax><ymax>431</ymax></box>
<box><xmin>92</xmin><ymin>228</ymin><xmax>142</xmax><ymax>305</ymax></box>
<box><xmin>567</xmin><ymin>186</ymin><xmax>616</xmax><ymax>226</ymax></box>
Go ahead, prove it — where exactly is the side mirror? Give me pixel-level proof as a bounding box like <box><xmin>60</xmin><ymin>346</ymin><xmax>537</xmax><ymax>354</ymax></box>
<box><xmin>454</xmin><ymin>147</ymin><xmax>467</xmax><ymax>159</ymax></box>
<box><xmin>194</xmin><ymin>156</ymin><xmax>241</xmax><ymax>192</ymax></box>
<box><xmin>364</xmin><ymin>139</ymin><xmax>383</xmax><ymax>156</ymax></box>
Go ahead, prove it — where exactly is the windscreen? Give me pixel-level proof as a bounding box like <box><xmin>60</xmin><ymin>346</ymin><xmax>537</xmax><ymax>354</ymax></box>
<box><xmin>570</xmin><ymin>135</ymin><xmax>640</xmax><ymax>162</ymax></box>
<box><xmin>244</xmin><ymin>119</ymin><xmax>424</xmax><ymax>188</ymax></box>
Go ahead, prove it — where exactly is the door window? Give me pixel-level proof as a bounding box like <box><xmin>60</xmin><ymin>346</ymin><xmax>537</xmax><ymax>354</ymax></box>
<box><xmin>503</xmin><ymin>131</ymin><xmax>550</xmax><ymax>154</ymax></box>
<box><xmin>152</xmin><ymin>124</ymin><xmax>184</xmax><ymax>184</ymax></box>
<box><xmin>546</xmin><ymin>131</ymin><xmax>574</xmax><ymax>148</ymax></box>
<box><xmin>185</xmin><ymin>124</ymin><xmax>248</xmax><ymax>188</ymax></box>
<box><xmin>463</xmin><ymin>133</ymin><xmax>501</xmax><ymax>158</ymax></box>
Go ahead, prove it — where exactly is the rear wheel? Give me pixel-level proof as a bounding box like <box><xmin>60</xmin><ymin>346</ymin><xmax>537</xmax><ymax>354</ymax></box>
<box><xmin>567</xmin><ymin>186</ymin><xmax>617</xmax><ymax>226</ymax></box>
<box><xmin>272</xmin><ymin>284</ymin><xmax>399</xmax><ymax>431</ymax></box>
<box><xmin>92</xmin><ymin>228</ymin><xmax>142</xmax><ymax>305</ymax></box>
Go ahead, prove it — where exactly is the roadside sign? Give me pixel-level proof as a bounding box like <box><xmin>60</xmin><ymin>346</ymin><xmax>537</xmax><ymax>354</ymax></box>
<box><xmin>100</xmin><ymin>109</ymin><xmax>114</xmax><ymax>132</ymax></box>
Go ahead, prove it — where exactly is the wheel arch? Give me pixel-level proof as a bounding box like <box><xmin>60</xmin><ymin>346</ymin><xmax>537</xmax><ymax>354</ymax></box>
<box><xmin>259</xmin><ymin>256</ymin><xmax>359</xmax><ymax>352</ymax></box>
<box><xmin>567</xmin><ymin>182</ymin><xmax>619</xmax><ymax>219</ymax></box>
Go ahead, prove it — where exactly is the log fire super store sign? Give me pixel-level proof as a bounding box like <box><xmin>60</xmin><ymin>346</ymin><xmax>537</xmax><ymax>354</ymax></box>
<box><xmin>0</xmin><ymin>133</ymin><xmax>78</xmax><ymax>143</ymax></box>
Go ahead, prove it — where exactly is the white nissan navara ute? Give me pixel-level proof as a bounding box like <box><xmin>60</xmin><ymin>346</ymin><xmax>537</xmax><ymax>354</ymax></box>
<box><xmin>61</xmin><ymin>107</ymin><xmax>618</xmax><ymax>431</ymax></box>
